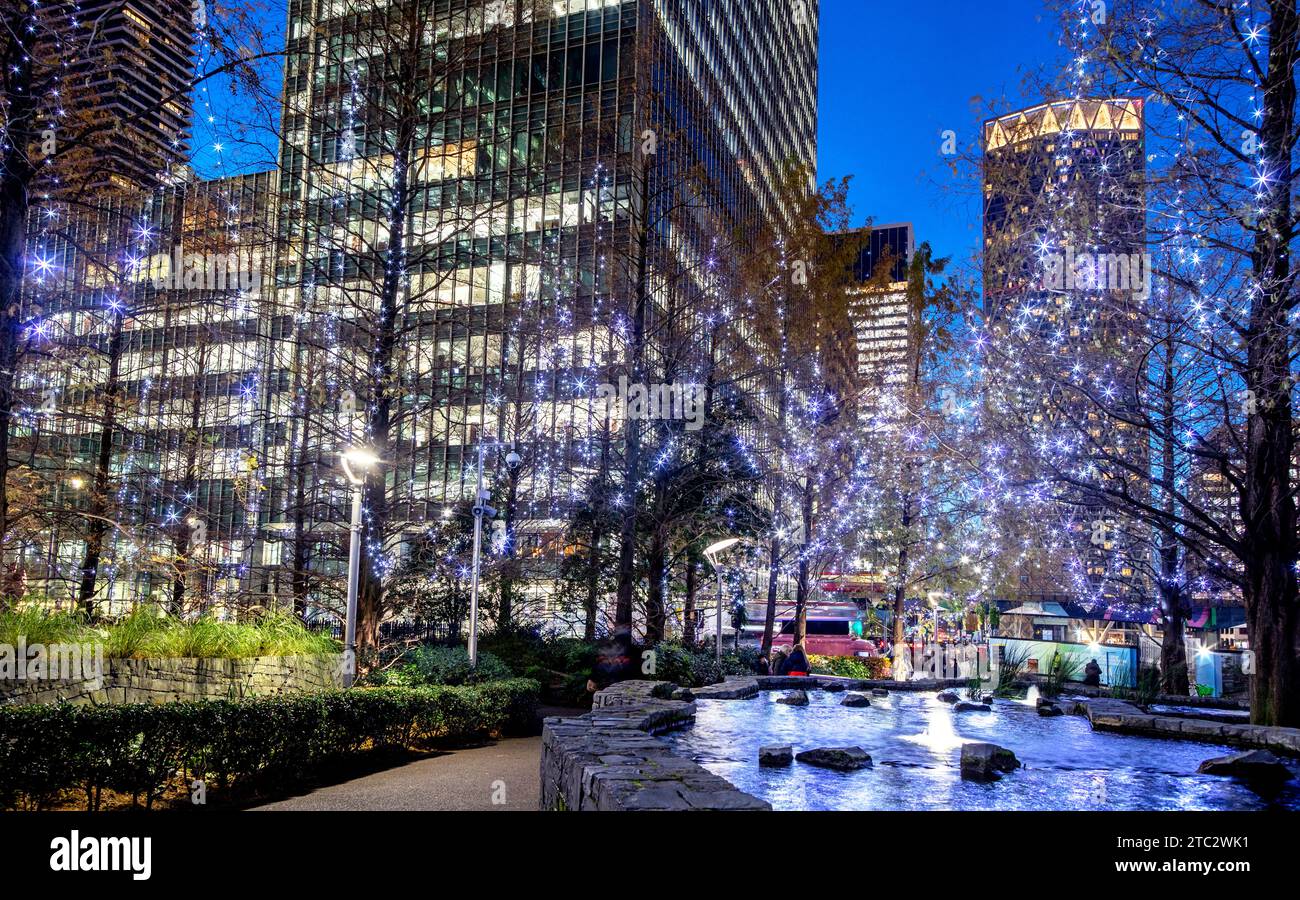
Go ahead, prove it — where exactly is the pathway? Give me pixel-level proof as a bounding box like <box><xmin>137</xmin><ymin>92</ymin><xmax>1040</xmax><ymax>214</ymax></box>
<box><xmin>253</xmin><ymin>735</ymin><xmax>543</xmax><ymax>811</ymax></box>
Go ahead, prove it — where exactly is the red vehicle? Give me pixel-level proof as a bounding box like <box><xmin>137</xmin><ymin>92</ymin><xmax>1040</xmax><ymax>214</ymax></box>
<box><xmin>771</xmin><ymin>618</ymin><xmax>876</xmax><ymax>658</ymax></box>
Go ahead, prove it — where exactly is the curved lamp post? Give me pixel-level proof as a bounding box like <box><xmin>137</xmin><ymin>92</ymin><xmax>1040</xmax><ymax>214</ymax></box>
<box><xmin>340</xmin><ymin>447</ymin><xmax>379</xmax><ymax>687</ymax></box>
<box><xmin>702</xmin><ymin>537</ymin><xmax>742</xmax><ymax>662</ymax></box>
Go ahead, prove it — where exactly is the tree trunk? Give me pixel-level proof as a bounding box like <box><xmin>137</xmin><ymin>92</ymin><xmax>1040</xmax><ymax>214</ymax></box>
<box><xmin>683</xmin><ymin>551</ymin><xmax>697</xmax><ymax>645</ymax></box>
<box><xmin>1158</xmin><ymin>579</ymin><xmax>1188</xmax><ymax>696</ymax></box>
<box><xmin>355</xmin><ymin>32</ymin><xmax>421</xmax><ymax>660</ymax></box>
<box><xmin>1238</xmin><ymin>0</ymin><xmax>1300</xmax><ymax>726</ymax></box>
<box><xmin>645</xmin><ymin>527</ymin><xmax>666</xmax><ymax>644</ymax></box>
<box><xmin>498</xmin><ymin>466</ymin><xmax>520</xmax><ymax>630</ymax></box>
<box><xmin>892</xmin><ymin>490</ymin><xmax>912</xmax><ymax>646</ymax></box>
<box><xmin>792</xmin><ymin>478</ymin><xmax>813</xmax><ymax>647</ymax></box>
<box><xmin>613</xmin><ymin>155</ymin><xmax>653</xmax><ymax>639</ymax></box>
<box><xmin>759</xmin><ymin>358</ymin><xmax>790</xmax><ymax>658</ymax></box>
<box><xmin>0</xmin><ymin>11</ymin><xmax>36</xmax><ymax>558</ymax></box>
<box><xmin>584</xmin><ymin>522</ymin><xmax>601</xmax><ymax>642</ymax></box>
<box><xmin>77</xmin><ymin>311</ymin><xmax>125</xmax><ymax>616</ymax></box>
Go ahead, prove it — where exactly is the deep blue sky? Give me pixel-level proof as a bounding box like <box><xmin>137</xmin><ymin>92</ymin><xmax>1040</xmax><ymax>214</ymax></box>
<box><xmin>818</xmin><ymin>0</ymin><xmax>1067</xmax><ymax>270</ymax></box>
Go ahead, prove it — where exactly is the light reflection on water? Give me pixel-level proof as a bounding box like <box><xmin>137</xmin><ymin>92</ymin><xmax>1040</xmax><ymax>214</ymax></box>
<box><xmin>663</xmin><ymin>690</ymin><xmax>1300</xmax><ymax>811</ymax></box>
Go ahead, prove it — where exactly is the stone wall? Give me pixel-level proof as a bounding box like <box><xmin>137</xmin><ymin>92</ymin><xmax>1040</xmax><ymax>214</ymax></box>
<box><xmin>0</xmin><ymin>654</ymin><xmax>343</xmax><ymax>705</ymax></box>
<box><xmin>1077</xmin><ymin>698</ymin><xmax>1300</xmax><ymax>756</ymax></box>
<box><xmin>541</xmin><ymin>680</ymin><xmax>770</xmax><ymax>811</ymax></box>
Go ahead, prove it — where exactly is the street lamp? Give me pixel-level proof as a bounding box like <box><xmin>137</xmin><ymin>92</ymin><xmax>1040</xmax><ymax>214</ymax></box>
<box><xmin>703</xmin><ymin>537</ymin><xmax>742</xmax><ymax>663</ymax></box>
<box><xmin>340</xmin><ymin>447</ymin><xmax>379</xmax><ymax>688</ymax></box>
<box><xmin>467</xmin><ymin>444</ymin><xmax>523</xmax><ymax>668</ymax></box>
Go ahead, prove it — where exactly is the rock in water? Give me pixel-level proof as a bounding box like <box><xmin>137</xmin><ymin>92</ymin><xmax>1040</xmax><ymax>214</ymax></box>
<box><xmin>871</xmin><ymin>688</ymin><xmax>889</xmax><ymax>697</ymax></box>
<box><xmin>1197</xmin><ymin>749</ymin><xmax>1292</xmax><ymax>782</ymax></box>
<box><xmin>840</xmin><ymin>692</ymin><xmax>872</xmax><ymax>707</ymax></box>
<box><xmin>1037</xmin><ymin>703</ymin><xmax>1064</xmax><ymax>717</ymax></box>
<box><xmin>960</xmin><ymin>742</ymin><xmax>1020</xmax><ymax>781</ymax></box>
<box><xmin>795</xmin><ymin>746</ymin><xmax>873</xmax><ymax>771</ymax></box>
<box><xmin>937</xmin><ymin>691</ymin><xmax>959</xmax><ymax>704</ymax></box>
<box><xmin>759</xmin><ymin>745</ymin><xmax>794</xmax><ymax>767</ymax></box>
<box><xmin>777</xmin><ymin>689</ymin><xmax>809</xmax><ymax>706</ymax></box>
<box><xmin>953</xmin><ymin>701</ymin><xmax>991</xmax><ymax>712</ymax></box>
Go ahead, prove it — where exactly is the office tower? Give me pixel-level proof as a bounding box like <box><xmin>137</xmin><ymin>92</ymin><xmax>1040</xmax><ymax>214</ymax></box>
<box><xmin>982</xmin><ymin>98</ymin><xmax>1144</xmax><ymax>308</ymax></box>
<box><xmin>981</xmin><ymin>99</ymin><xmax>1146</xmax><ymax>602</ymax></box>
<box><xmin>261</xmin><ymin>0</ymin><xmax>820</xmax><ymax>619</ymax></box>
<box><xmin>838</xmin><ymin>223</ymin><xmax>913</xmax><ymax>420</ymax></box>
<box><xmin>49</xmin><ymin>0</ymin><xmax>196</xmax><ymax>190</ymax></box>
<box><xmin>17</xmin><ymin>1</ymin><xmax>817</xmax><ymax>620</ymax></box>
<box><xmin>16</xmin><ymin>171</ymin><xmax>278</xmax><ymax>611</ymax></box>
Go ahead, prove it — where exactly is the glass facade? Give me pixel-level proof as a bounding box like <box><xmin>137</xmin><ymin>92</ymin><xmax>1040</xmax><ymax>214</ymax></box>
<box><xmin>17</xmin><ymin>0</ymin><xmax>818</xmax><ymax>624</ymax></box>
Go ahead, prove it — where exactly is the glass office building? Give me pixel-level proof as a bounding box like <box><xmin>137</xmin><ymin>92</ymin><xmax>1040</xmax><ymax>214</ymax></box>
<box><xmin>16</xmin><ymin>1</ymin><xmax>818</xmax><ymax>623</ymax></box>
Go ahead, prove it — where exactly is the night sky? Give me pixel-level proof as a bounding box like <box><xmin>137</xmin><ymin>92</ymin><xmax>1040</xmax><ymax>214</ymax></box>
<box><xmin>818</xmin><ymin>0</ymin><xmax>1066</xmax><ymax>271</ymax></box>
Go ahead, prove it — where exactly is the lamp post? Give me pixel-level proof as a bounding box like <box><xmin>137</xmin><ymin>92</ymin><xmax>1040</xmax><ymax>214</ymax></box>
<box><xmin>467</xmin><ymin>443</ymin><xmax>521</xmax><ymax>668</ymax></box>
<box><xmin>703</xmin><ymin>537</ymin><xmax>742</xmax><ymax>663</ymax></box>
<box><xmin>340</xmin><ymin>447</ymin><xmax>379</xmax><ymax>688</ymax></box>
<box><xmin>467</xmin><ymin>444</ymin><xmax>492</xmax><ymax>669</ymax></box>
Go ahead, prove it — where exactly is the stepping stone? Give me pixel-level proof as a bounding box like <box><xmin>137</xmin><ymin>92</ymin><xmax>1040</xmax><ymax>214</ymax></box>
<box><xmin>1037</xmin><ymin>703</ymin><xmax>1064</xmax><ymax>717</ymax></box>
<box><xmin>937</xmin><ymin>691</ymin><xmax>959</xmax><ymax>703</ymax></box>
<box><xmin>1197</xmin><ymin>749</ymin><xmax>1292</xmax><ymax>783</ymax></box>
<box><xmin>777</xmin><ymin>690</ymin><xmax>809</xmax><ymax>706</ymax></box>
<box><xmin>953</xmin><ymin>701</ymin><xmax>991</xmax><ymax>712</ymax></box>
<box><xmin>960</xmin><ymin>742</ymin><xmax>1020</xmax><ymax>781</ymax></box>
<box><xmin>795</xmin><ymin>746</ymin><xmax>873</xmax><ymax>771</ymax></box>
<box><xmin>871</xmin><ymin>688</ymin><xmax>889</xmax><ymax>697</ymax></box>
<box><xmin>759</xmin><ymin>745</ymin><xmax>793</xmax><ymax>767</ymax></box>
<box><xmin>840</xmin><ymin>692</ymin><xmax>872</xmax><ymax>707</ymax></box>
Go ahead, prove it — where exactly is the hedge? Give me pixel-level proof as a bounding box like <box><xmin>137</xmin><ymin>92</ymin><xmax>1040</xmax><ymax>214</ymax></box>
<box><xmin>809</xmin><ymin>654</ymin><xmax>892</xmax><ymax>680</ymax></box>
<box><xmin>0</xmin><ymin>678</ymin><xmax>539</xmax><ymax>811</ymax></box>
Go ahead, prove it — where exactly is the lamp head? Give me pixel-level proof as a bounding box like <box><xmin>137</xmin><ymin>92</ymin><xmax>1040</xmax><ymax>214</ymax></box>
<box><xmin>703</xmin><ymin>537</ymin><xmax>741</xmax><ymax>559</ymax></box>
<box><xmin>340</xmin><ymin>447</ymin><xmax>380</xmax><ymax>485</ymax></box>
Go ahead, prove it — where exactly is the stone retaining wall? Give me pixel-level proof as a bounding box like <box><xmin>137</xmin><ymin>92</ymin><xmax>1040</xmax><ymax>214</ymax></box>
<box><xmin>0</xmin><ymin>654</ymin><xmax>343</xmax><ymax>705</ymax></box>
<box><xmin>1076</xmin><ymin>698</ymin><xmax>1300</xmax><ymax>756</ymax></box>
<box><xmin>541</xmin><ymin>680</ymin><xmax>770</xmax><ymax>810</ymax></box>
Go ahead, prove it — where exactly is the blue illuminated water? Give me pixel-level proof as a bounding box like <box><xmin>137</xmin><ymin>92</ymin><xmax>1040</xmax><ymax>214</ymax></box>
<box><xmin>663</xmin><ymin>690</ymin><xmax>1300</xmax><ymax>811</ymax></box>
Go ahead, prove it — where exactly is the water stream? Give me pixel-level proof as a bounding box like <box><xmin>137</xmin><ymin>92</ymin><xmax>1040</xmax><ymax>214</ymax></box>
<box><xmin>663</xmin><ymin>690</ymin><xmax>1300</xmax><ymax>811</ymax></box>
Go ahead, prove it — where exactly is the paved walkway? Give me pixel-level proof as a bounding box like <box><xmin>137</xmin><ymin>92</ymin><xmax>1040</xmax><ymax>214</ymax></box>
<box><xmin>253</xmin><ymin>736</ymin><xmax>543</xmax><ymax>811</ymax></box>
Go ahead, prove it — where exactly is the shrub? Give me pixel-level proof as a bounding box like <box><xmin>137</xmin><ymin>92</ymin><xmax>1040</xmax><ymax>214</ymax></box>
<box><xmin>993</xmin><ymin>642</ymin><xmax>1030</xmax><ymax>697</ymax></box>
<box><xmin>372</xmin><ymin>645</ymin><xmax>513</xmax><ymax>686</ymax></box>
<box><xmin>0</xmin><ymin>606</ymin><xmax>87</xmax><ymax>646</ymax></box>
<box><xmin>1108</xmin><ymin>663</ymin><xmax>1161</xmax><ymax>705</ymax></box>
<box><xmin>1</xmin><ymin>606</ymin><xmax>338</xmax><ymax>659</ymax></box>
<box><xmin>0</xmin><ymin>679</ymin><xmax>539</xmax><ymax>811</ymax></box>
<box><xmin>103</xmin><ymin>608</ymin><xmax>338</xmax><ymax>659</ymax></box>
<box><xmin>1042</xmin><ymin>650</ymin><xmax>1084</xmax><ymax>697</ymax></box>
<box><xmin>809</xmin><ymin>654</ymin><xmax>892</xmax><ymax>680</ymax></box>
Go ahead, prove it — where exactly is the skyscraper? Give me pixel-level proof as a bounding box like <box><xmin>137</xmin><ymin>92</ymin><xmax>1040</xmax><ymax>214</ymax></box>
<box><xmin>839</xmin><ymin>222</ymin><xmax>913</xmax><ymax>416</ymax></box>
<box><xmin>981</xmin><ymin>98</ymin><xmax>1147</xmax><ymax>602</ymax></box>
<box><xmin>17</xmin><ymin>0</ymin><xmax>818</xmax><ymax>623</ymax></box>
<box><xmin>982</xmin><ymin>98</ymin><xmax>1144</xmax><ymax>309</ymax></box>
<box><xmin>52</xmin><ymin>0</ymin><xmax>195</xmax><ymax>190</ymax></box>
